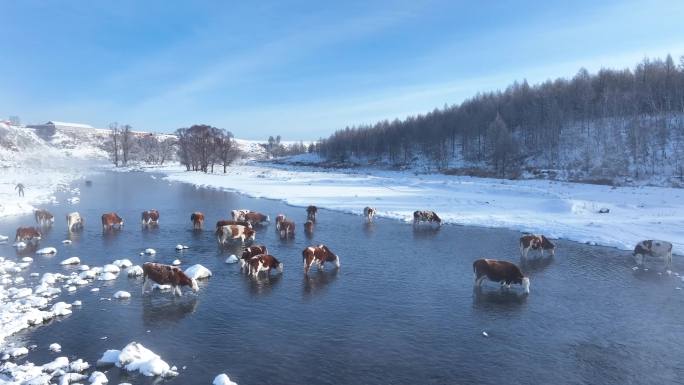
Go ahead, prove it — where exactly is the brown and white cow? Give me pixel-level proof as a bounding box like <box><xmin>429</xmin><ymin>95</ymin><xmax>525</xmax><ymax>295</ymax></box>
<box><xmin>363</xmin><ymin>207</ymin><xmax>376</xmax><ymax>222</ymax></box>
<box><xmin>231</xmin><ymin>209</ymin><xmax>252</xmax><ymax>221</ymax></box>
<box><xmin>473</xmin><ymin>258</ymin><xmax>530</xmax><ymax>294</ymax></box>
<box><xmin>34</xmin><ymin>209</ymin><xmax>54</xmax><ymax>226</ymax></box>
<box><xmin>519</xmin><ymin>234</ymin><xmax>556</xmax><ymax>258</ymax></box>
<box><xmin>302</xmin><ymin>245</ymin><xmax>340</xmax><ymax>274</ymax></box>
<box><xmin>279</xmin><ymin>220</ymin><xmax>295</xmax><ymax>238</ymax></box>
<box><xmin>216</xmin><ymin>225</ymin><xmax>256</xmax><ymax>245</ymax></box>
<box><xmin>275</xmin><ymin>214</ymin><xmax>286</xmax><ymax>231</ymax></box>
<box><xmin>66</xmin><ymin>212</ymin><xmax>84</xmax><ymax>232</ymax></box>
<box><xmin>15</xmin><ymin>227</ymin><xmax>41</xmax><ymax>244</ymax></box>
<box><xmin>142</xmin><ymin>262</ymin><xmax>199</xmax><ymax>296</ymax></box>
<box><xmin>304</xmin><ymin>220</ymin><xmax>314</xmax><ymax>234</ymax></box>
<box><xmin>240</xmin><ymin>245</ymin><xmax>269</xmax><ymax>270</ymax></box>
<box><xmin>141</xmin><ymin>209</ymin><xmax>160</xmax><ymax>225</ymax></box>
<box><xmin>216</xmin><ymin>220</ymin><xmax>253</xmax><ymax>229</ymax></box>
<box><xmin>413</xmin><ymin>210</ymin><xmax>441</xmax><ymax>226</ymax></box>
<box><xmin>306</xmin><ymin>205</ymin><xmax>318</xmax><ymax>222</ymax></box>
<box><xmin>191</xmin><ymin>212</ymin><xmax>204</xmax><ymax>230</ymax></box>
<box><xmin>244</xmin><ymin>211</ymin><xmax>270</xmax><ymax>226</ymax></box>
<box><xmin>248</xmin><ymin>254</ymin><xmax>284</xmax><ymax>277</ymax></box>
<box><xmin>101</xmin><ymin>212</ymin><xmax>124</xmax><ymax>230</ymax></box>
<box><xmin>633</xmin><ymin>240</ymin><xmax>673</xmax><ymax>269</ymax></box>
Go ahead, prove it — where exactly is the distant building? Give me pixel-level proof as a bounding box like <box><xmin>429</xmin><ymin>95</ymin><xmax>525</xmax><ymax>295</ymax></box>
<box><xmin>27</xmin><ymin>121</ymin><xmax>95</xmax><ymax>137</ymax></box>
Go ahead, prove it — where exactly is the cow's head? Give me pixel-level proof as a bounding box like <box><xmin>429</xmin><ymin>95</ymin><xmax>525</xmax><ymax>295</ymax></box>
<box><xmin>633</xmin><ymin>242</ymin><xmax>648</xmax><ymax>256</ymax></box>
<box><xmin>540</xmin><ymin>236</ymin><xmax>555</xmax><ymax>253</ymax></box>
<box><xmin>245</xmin><ymin>228</ymin><xmax>256</xmax><ymax>240</ymax></box>
<box><xmin>176</xmin><ymin>269</ymin><xmax>199</xmax><ymax>292</ymax></box>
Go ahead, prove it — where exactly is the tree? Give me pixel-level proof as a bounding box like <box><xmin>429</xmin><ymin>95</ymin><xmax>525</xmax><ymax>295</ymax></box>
<box><xmin>487</xmin><ymin>113</ymin><xmax>519</xmax><ymax>177</ymax></box>
<box><xmin>109</xmin><ymin>122</ymin><xmax>121</xmax><ymax>167</ymax></box>
<box><xmin>121</xmin><ymin>124</ymin><xmax>133</xmax><ymax>166</ymax></box>
<box><xmin>215</xmin><ymin>130</ymin><xmax>240</xmax><ymax>173</ymax></box>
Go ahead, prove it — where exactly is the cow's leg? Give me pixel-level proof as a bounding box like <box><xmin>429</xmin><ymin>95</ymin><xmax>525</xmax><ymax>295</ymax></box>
<box><xmin>142</xmin><ymin>276</ymin><xmax>149</xmax><ymax>295</ymax></box>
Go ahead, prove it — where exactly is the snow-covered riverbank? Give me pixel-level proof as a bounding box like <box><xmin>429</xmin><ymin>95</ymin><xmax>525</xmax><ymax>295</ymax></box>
<box><xmin>149</xmin><ymin>162</ymin><xmax>684</xmax><ymax>253</ymax></box>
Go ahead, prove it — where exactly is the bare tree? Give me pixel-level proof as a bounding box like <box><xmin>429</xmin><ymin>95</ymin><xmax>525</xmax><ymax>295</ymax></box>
<box><xmin>109</xmin><ymin>122</ymin><xmax>120</xmax><ymax>167</ymax></box>
<box><xmin>121</xmin><ymin>124</ymin><xmax>133</xmax><ymax>166</ymax></box>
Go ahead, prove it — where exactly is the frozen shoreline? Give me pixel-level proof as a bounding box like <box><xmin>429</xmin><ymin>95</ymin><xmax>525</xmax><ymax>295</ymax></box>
<box><xmin>146</xmin><ymin>162</ymin><xmax>683</xmax><ymax>253</ymax></box>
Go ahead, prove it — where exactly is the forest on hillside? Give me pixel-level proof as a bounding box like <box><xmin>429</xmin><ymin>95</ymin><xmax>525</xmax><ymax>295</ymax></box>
<box><xmin>315</xmin><ymin>55</ymin><xmax>684</xmax><ymax>185</ymax></box>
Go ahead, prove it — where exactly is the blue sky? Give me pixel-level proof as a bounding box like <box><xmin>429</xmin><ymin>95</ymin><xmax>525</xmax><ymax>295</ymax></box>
<box><xmin>1</xmin><ymin>0</ymin><xmax>683</xmax><ymax>140</ymax></box>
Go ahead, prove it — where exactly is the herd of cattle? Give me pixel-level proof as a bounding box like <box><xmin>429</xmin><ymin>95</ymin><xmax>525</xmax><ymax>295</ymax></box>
<box><xmin>12</xmin><ymin>207</ymin><xmax>675</xmax><ymax>296</ymax></box>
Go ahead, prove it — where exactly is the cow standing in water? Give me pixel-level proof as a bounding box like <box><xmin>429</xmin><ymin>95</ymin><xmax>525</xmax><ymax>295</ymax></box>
<box><xmin>15</xmin><ymin>227</ymin><xmax>41</xmax><ymax>244</ymax></box>
<box><xmin>248</xmin><ymin>254</ymin><xmax>283</xmax><ymax>278</ymax></box>
<box><xmin>244</xmin><ymin>212</ymin><xmax>270</xmax><ymax>226</ymax></box>
<box><xmin>216</xmin><ymin>220</ymin><xmax>252</xmax><ymax>229</ymax></box>
<box><xmin>141</xmin><ymin>209</ymin><xmax>160</xmax><ymax>226</ymax></box>
<box><xmin>473</xmin><ymin>258</ymin><xmax>530</xmax><ymax>294</ymax></box>
<box><xmin>34</xmin><ymin>209</ymin><xmax>54</xmax><ymax>226</ymax></box>
<box><xmin>363</xmin><ymin>207</ymin><xmax>376</xmax><ymax>222</ymax></box>
<box><xmin>216</xmin><ymin>225</ymin><xmax>256</xmax><ymax>245</ymax></box>
<box><xmin>101</xmin><ymin>212</ymin><xmax>124</xmax><ymax>230</ymax></box>
<box><xmin>142</xmin><ymin>262</ymin><xmax>199</xmax><ymax>297</ymax></box>
<box><xmin>519</xmin><ymin>234</ymin><xmax>556</xmax><ymax>258</ymax></box>
<box><xmin>302</xmin><ymin>245</ymin><xmax>340</xmax><ymax>274</ymax></box>
<box><xmin>413</xmin><ymin>210</ymin><xmax>441</xmax><ymax>226</ymax></box>
<box><xmin>191</xmin><ymin>212</ymin><xmax>204</xmax><ymax>230</ymax></box>
<box><xmin>66</xmin><ymin>212</ymin><xmax>84</xmax><ymax>232</ymax></box>
<box><xmin>275</xmin><ymin>214</ymin><xmax>286</xmax><ymax>231</ymax></box>
<box><xmin>633</xmin><ymin>240</ymin><xmax>673</xmax><ymax>270</ymax></box>
<box><xmin>231</xmin><ymin>209</ymin><xmax>252</xmax><ymax>221</ymax></box>
<box><xmin>306</xmin><ymin>206</ymin><xmax>318</xmax><ymax>222</ymax></box>
<box><xmin>304</xmin><ymin>220</ymin><xmax>314</xmax><ymax>235</ymax></box>
<box><xmin>279</xmin><ymin>220</ymin><xmax>295</xmax><ymax>239</ymax></box>
<box><xmin>240</xmin><ymin>245</ymin><xmax>268</xmax><ymax>271</ymax></box>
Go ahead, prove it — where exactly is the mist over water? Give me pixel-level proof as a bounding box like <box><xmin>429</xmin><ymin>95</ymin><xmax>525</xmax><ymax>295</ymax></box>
<box><xmin>1</xmin><ymin>171</ymin><xmax>682</xmax><ymax>385</ymax></box>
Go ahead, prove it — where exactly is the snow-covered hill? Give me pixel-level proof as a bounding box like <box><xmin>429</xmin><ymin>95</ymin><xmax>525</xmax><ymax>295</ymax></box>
<box><xmin>0</xmin><ymin>122</ymin><xmax>108</xmax><ymax>218</ymax></box>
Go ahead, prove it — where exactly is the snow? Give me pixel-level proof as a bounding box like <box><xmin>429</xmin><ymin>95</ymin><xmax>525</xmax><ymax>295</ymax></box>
<box><xmin>102</xmin><ymin>264</ymin><xmax>120</xmax><ymax>274</ymax></box>
<box><xmin>172</xmin><ymin>259</ymin><xmax>181</xmax><ymax>266</ymax></box>
<box><xmin>113</xmin><ymin>291</ymin><xmax>131</xmax><ymax>299</ymax></box>
<box><xmin>62</xmin><ymin>239</ymin><xmax>72</xmax><ymax>244</ymax></box>
<box><xmin>97</xmin><ymin>342</ymin><xmax>177</xmax><ymax>377</ymax></box>
<box><xmin>143</xmin><ymin>248</ymin><xmax>156</xmax><ymax>255</ymax></box>
<box><xmin>60</xmin><ymin>257</ymin><xmax>80</xmax><ymax>265</ymax></box>
<box><xmin>89</xmin><ymin>371</ymin><xmax>108</xmax><ymax>384</ymax></box>
<box><xmin>112</xmin><ymin>259</ymin><xmax>132</xmax><ymax>268</ymax></box>
<box><xmin>213</xmin><ymin>373</ymin><xmax>239</xmax><ymax>385</ymax></box>
<box><xmin>175</xmin><ymin>244</ymin><xmax>189</xmax><ymax>250</ymax></box>
<box><xmin>51</xmin><ymin>302</ymin><xmax>72</xmax><ymax>316</ymax></box>
<box><xmin>184</xmin><ymin>264</ymin><xmax>212</xmax><ymax>280</ymax></box>
<box><xmin>36</xmin><ymin>247</ymin><xmax>57</xmax><ymax>255</ymax></box>
<box><xmin>225</xmin><ymin>255</ymin><xmax>239</xmax><ymax>264</ymax></box>
<box><xmin>150</xmin><ymin>162</ymin><xmax>684</xmax><ymax>252</ymax></box>
<box><xmin>97</xmin><ymin>272</ymin><xmax>117</xmax><ymax>281</ymax></box>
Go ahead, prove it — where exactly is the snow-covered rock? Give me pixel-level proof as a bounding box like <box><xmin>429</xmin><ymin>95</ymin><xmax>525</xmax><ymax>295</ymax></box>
<box><xmin>97</xmin><ymin>272</ymin><xmax>117</xmax><ymax>281</ymax></box>
<box><xmin>225</xmin><ymin>255</ymin><xmax>239</xmax><ymax>264</ymax></box>
<box><xmin>60</xmin><ymin>257</ymin><xmax>80</xmax><ymax>265</ymax></box>
<box><xmin>78</xmin><ymin>264</ymin><xmax>90</xmax><ymax>271</ymax></box>
<box><xmin>184</xmin><ymin>264</ymin><xmax>212</xmax><ymax>280</ymax></box>
<box><xmin>36</xmin><ymin>247</ymin><xmax>57</xmax><ymax>255</ymax></box>
<box><xmin>62</xmin><ymin>239</ymin><xmax>72</xmax><ymax>244</ymax></box>
<box><xmin>69</xmin><ymin>358</ymin><xmax>90</xmax><ymax>372</ymax></box>
<box><xmin>89</xmin><ymin>371</ymin><xmax>108</xmax><ymax>384</ymax></box>
<box><xmin>98</xmin><ymin>342</ymin><xmax>177</xmax><ymax>377</ymax></box>
<box><xmin>48</xmin><ymin>343</ymin><xmax>61</xmax><ymax>352</ymax></box>
<box><xmin>51</xmin><ymin>302</ymin><xmax>72</xmax><ymax>316</ymax></box>
<box><xmin>172</xmin><ymin>259</ymin><xmax>181</xmax><ymax>266</ymax></box>
<box><xmin>144</xmin><ymin>248</ymin><xmax>156</xmax><ymax>255</ymax></box>
<box><xmin>22</xmin><ymin>256</ymin><xmax>33</xmax><ymax>262</ymax></box>
<box><xmin>175</xmin><ymin>244</ymin><xmax>189</xmax><ymax>250</ymax></box>
<box><xmin>112</xmin><ymin>259</ymin><xmax>132</xmax><ymax>268</ymax></box>
<box><xmin>72</xmin><ymin>300</ymin><xmax>82</xmax><ymax>306</ymax></box>
<box><xmin>113</xmin><ymin>291</ymin><xmax>131</xmax><ymax>299</ymax></box>
<box><xmin>213</xmin><ymin>373</ymin><xmax>239</xmax><ymax>385</ymax></box>
<box><xmin>127</xmin><ymin>265</ymin><xmax>144</xmax><ymax>277</ymax></box>
<box><xmin>102</xmin><ymin>264</ymin><xmax>120</xmax><ymax>274</ymax></box>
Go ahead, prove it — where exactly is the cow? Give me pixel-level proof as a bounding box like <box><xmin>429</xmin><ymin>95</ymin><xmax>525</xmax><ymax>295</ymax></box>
<box><xmin>279</xmin><ymin>220</ymin><xmax>295</xmax><ymax>239</ymax></box>
<box><xmin>306</xmin><ymin>206</ymin><xmax>318</xmax><ymax>222</ymax></box>
<box><xmin>191</xmin><ymin>212</ymin><xmax>204</xmax><ymax>230</ymax></box>
<box><xmin>15</xmin><ymin>227</ymin><xmax>41</xmax><ymax>244</ymax></box>
<box><xmin>275</xmin><ymin>214</ymin><xmax>286</xmax><ymax>231</ymax></box>
<box><xmin>141</xmin><ymin>209</ymin><xmax>160</xmax><ymax>225</ymax></box>
<box><xmin>101</xmin><ymin>212</ymin><xmax>124</xmax><ymax>230</ymax></box>
<box><xmin>363</xmin><ymin>207</ymin><xmax>376</xmax><ymax>222</ymax></box>
<box><xmin>34</xmin><ymin>209</ymin><xmax>54</xmax><ymax>226</ymax></box>
<box><xmin>304</xmin><ymin>220</ymin><xmax>314</xmax><ymax>234</ymax></box>
<box><xmin>243</xmin><ymin>211</ymin><xmax>270</xmax><ymax>226</ymax></box>
<box><xmin>633</xmin><ymin>240</ymin><xmax>673</xmax><ymax>270</ymax></box>
<box><xmin>216</xmin><ymin>220</ymin><xmax>253</xmax><ymax>229</ymax></box>
<box><xmin>248</xmin><ymin>254</ymin><xmax>283</xmax><ymax>278</ymax></box>
<box><xmin>142</xmin><ymin>262</ymin><xmax>199</xmax><ymax>297</ymax></box>
<box><xmin>216</xmin><ymin>225</ymin><xmax>256</xmax><ymax>245</ymax></box>
<box><xmin>519</xmin><ymin>234</ymin><xmax>556</xmax><ymax>258</ymax></box>
<box><xmin>473</xmin><ymin>258</ymin><xmax>530</xmax><ymax>294</ymax></box>
<box><xmin>302</xmin><ymin>244</ymin><xmax>340</xmax><ymax>274</ymax></box>
<box><xmin>231</xmin><ymin>209</ymin><xmax>252</xmax><ymax>221</ymax></box>
<box><xmin>66</xmin><ymin>212</ymin><xmax>84</xmax><ymax>232</ymax></box>
<box><xmin>240</xmin><ymin>245</ymin><xmax>268</xmax><ymax>271</ymax></box>
<box><xmin>413</xmin><ymin>210</ymin><xmax>441</xmax><ymax>226</ymax></box>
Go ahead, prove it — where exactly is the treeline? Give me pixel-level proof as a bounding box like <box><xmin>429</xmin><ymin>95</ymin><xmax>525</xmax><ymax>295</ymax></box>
<box><xmin>107</xmin><ymin>123</ymin><xmax>176</xmax><ymax>167</ymax></box>
<box><xmin>175</xmin><ymin>124</ymin><xmax>240</xmax><ymax>172</ymax></box>
<box><xmin>317</xmin><ymin>54</ymin><xmax>684</xmax><ymax>181</ymax></box>
<box><xmin>263</xmin><ymin>135</ymin><xmax>310</xmax><ymax>157</ymax></box>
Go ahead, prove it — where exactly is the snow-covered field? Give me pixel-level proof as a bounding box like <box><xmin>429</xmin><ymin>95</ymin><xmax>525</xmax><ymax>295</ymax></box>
<box><xmin>151</xmin><ymin>162</ymin><xmax>684</xmax><ymax>253</ymax></box>
<box><xmin>0</xmin><ymin>122</ymin><xmax>108</xmax><ymax>218</ymax></box>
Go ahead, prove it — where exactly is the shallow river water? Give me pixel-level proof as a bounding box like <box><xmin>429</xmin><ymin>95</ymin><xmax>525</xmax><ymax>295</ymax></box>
<box><xmin>1</xmin><ymin>171</ymin><xmax>682</xmax><ymax>385</ymax></box>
